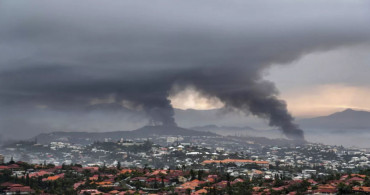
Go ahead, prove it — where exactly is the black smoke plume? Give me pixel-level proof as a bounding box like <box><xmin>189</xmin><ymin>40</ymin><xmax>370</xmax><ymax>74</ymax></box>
<box><xmin>1</xmin><ymin>0</ymin><xmax>370</xmax><ymax>140</ymax></box>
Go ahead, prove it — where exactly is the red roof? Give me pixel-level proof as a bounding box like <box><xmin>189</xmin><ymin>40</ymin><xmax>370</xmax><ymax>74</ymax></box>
<box><xmin>7</xmin><ymin>164</ymin><xmax>20</xmax><ymax>168</ymax></box>
<box><xmin>29</xmin><ymin>170</ymin><xmax>52</xmax><ymax>177</ymax></box>
<box><xmin>316</xmin><ymin>188</ymin><xmax>337</xmax><ymax>193</ymax></box>
<box><xmin>307</xmin><ymin>179</ymin><xmax>318</xmax><ymax>184</ymax></box>
<box><xmin>348</xmin><ymin>177</ymin><xmax>364</xmax><ymax>182</ymax></box>
<box><xmin>6</xmin><ymin>186</ymin><xmax>35</xmax><ymax>193</ymax></box>
<box><xmin>1</xmin><ymin>182</ymin><xmax>18</xmax><ymax>187</ymax></box>
<box><xmin>131</xmin><ymin>177</ymin><xmax>147</xmax><ymax>181</ymax></box>
<box><xmin>146</xmin><ymin>177</ymin><xmax>169</xmax><ymax>182</ymax></box>
<box><xmin>353</xmin><ymin>186</ymin><xmax>370</xmax><ymax>192</ymax></box>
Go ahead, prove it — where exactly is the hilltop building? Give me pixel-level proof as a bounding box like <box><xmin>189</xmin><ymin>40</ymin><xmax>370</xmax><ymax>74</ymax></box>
<box><xmin>202</xmin><ymin>159</ymin><xmax>269</xmax><ymax>168</ymax></box>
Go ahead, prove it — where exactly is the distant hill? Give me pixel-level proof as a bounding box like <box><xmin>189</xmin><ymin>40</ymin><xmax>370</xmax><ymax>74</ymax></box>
<box><xmin>299</xmin><ymin>108</ymin><xmax>370</xmax><ymax>130</ymax></box>
<box><xmin>228</xmin><ymin>135</ymin><xmax>308</xmax><ymax>146</ymax></box>
<box><xmin>34</xmin><ymin>125</ymin><xmax>218</xmax><ymax>144</ymax></box>
<box><xmin>188</xmin><ymin>124</ymin><xmax>282</xmax><ymax>137</ymax></box>
<box><xmin>133</xmin><ymin>125</ymin><xmax>217</xmax><ymax>137</ymax></box>
<box><xmin>174</xmin><ymin>108</ymin><xmax>264</xmax><ymax>128</ymax></box>
<box><xmin>191</xmin><ymin>124</ymin><xmax>255</xmax><ymax>132</ymax></box>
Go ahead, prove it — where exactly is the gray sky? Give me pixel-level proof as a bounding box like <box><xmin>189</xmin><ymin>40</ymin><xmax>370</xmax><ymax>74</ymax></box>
<box><xmin>267</xmin><ymin>45</ymin><xmax>370</xmax><ymax>117</ymax></box>
<box><xmin>0</xmin><ymin>0</ymin><xmax>370</xmax><ymax>139</ymax></box>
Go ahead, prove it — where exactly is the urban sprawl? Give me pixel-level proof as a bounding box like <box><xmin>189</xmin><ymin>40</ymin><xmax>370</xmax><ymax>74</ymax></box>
<box><xmin>1</xmin><ymin>133</ymin><xmax>370</xmax><ymax>194</ymax></box>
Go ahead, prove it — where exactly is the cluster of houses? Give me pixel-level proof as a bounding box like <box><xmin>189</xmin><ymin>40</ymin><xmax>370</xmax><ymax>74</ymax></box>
<box><xmin>0</xmin><ymin>183</ymin><xmax>35</xmax><ymax>194</ymax></box>
<box><xmin>1</xmin><ymin>135</ymin><xmax>370</xmax><ymax>194</ymax></box>
<box><xmin>263</xmin><ymin>144</ymin><xmax>370</xmax><ymax>171</ymax></box>
<box><xmin>201</xmin><ymin>159</ymin><xmax>269</xmax><ymax>168</ymax></box>
<box><xmin>0</xmin><ymin>159</ymin><xmax>370</xmax><ymax>194</ymax></box>
<box><xmin>1</xmin><ymin>136</ymin><xmax>370</xmax><ymax>174</ymax></box>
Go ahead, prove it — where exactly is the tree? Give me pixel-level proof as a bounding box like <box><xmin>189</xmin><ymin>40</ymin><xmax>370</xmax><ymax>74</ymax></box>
<box><xmin>161</xmin><ymin>175</ymin><xmax>165</xmax><ymax>188</ymax></box>
<box><xmin>273</xmin><ymin>174</ymin><xmax>284</xmax><ymax>187</ymax></box>
<box><xmin>154</xmin><ymin>177</ymin><xmax>159</xmax><ymax>189</ymax></box>
<box><xmin>20</xmin><ymin>176</ymin><xmax>25</xmax><ymax>184</ymax></box>
<box><xmin>226</xmin><ymin>173</ymin><xmax>231</xmax><ymax>181</ymax></box>
<box><xmin>190</xmin><ymin>169</ymin><xmax>196</xmax><ymax>180</ymax></box>
<box><xmin>117</xmin><ymin>161</ymin><xmax>121</xmax><ymax>170</ymax></box>
<box><xmin>197</xmin><ymin>170</ymin><xmax>203</xmax><ymax>180</ymax></box>
<box><xmin>232</xmin><ymin>181</ymin><xmax>252</xmax><ymax>195</ymax></box>
<box><xmin>9</xmin><ymin>156</ymin><xmax>15</xmax><ymax>164</ymax></box>
<box><xmin>364</xmin><ymin>176</ymin><xmax>370</xmax><ymax>187</ymax></box>
<box><xmin>227</xmin><ymin>181</ymin><xmax>233</xmax><ymax>195</ymax></box>
<box><xmin>275</xmin><ymin>161</ymin><xmax>281</xmax><ymax>169</ymax></box>
<box><xmin>337</xmin><ymin>183</ymin><xmax>353</xmax><ymax>195</ymax></box>
<box><xmin>26</xmin><ymin>174</ymin><xmax>30</xmax><ymax>186</ymax></box>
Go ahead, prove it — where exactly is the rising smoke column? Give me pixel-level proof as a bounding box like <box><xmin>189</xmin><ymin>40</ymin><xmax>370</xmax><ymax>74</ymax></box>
<box><xmin>175</xmin><ymin>64</ymin><xmax>305</xmax><ymax>140</ymax></box>
<box><xmin>200</xmin><ymin>80</ymin><xmax>304</xmax><ymax>140</ymax></box>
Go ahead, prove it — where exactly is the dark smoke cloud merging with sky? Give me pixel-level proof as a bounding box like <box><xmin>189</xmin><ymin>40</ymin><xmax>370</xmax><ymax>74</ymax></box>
<box><xmin>0</xmin><ymin>0</ymin><xmax>369</xmax><ymax>140</ymax></box>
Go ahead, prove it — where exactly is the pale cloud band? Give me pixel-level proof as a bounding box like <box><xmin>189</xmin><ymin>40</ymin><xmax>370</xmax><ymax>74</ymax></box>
<box><xmin>170</xmin><ymin>84</ymin><xmax>370</xmax><ymax>118</ymax></box>
<box><xmin>283</xmin><ymin>84</ymin><xmax>370</xmax><ymax>117</ymax></box>
<box><xmin>170</xmin><ymin>86</ymin><xmax>224</xmax><ymax>110</ymax></box>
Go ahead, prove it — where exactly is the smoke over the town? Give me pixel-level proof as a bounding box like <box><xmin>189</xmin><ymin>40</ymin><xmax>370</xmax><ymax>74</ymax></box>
<box><xmin>0</xmin><ymin>0</ymin><xmax>370</xmax><ymax>140</ymax></box>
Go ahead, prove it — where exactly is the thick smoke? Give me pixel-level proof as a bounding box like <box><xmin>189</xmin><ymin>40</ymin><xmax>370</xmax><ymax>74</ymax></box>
<box><xmin>0</xmin><ymin>0</ymin><xmax>370</xmax><ymax>139</ymax></box>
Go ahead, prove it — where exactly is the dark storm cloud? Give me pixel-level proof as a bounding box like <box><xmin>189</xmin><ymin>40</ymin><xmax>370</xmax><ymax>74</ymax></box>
<box><xmin>0</xmin><ymin>0</ymin><xmax>370</xmax><ymax>139</ymax></box>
